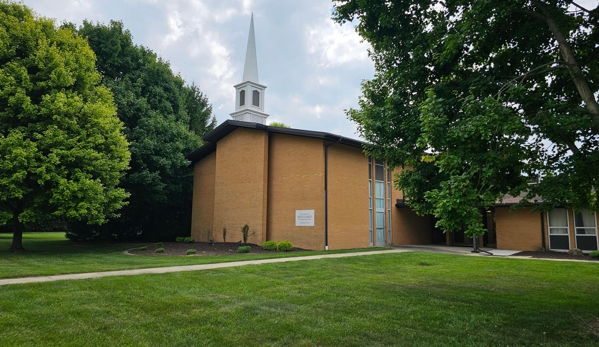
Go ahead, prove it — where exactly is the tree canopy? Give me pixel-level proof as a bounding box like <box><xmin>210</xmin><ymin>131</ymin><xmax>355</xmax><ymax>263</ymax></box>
<box><xmin>66</xmin><ymin>20</ymin><xmax>216</xmax><ymax>241</ymax></box>
<box><xmin>333</xmin><ymin>0</ymin><xmax>599</xmax><ymax>236</ymax></box>
<box><xmin>0</xmin><ymin>1</ymin><xmax>130</xmax><ymax>251</ymax></box>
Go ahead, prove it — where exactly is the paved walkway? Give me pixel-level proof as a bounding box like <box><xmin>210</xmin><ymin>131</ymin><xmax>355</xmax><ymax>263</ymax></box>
<box><xmin>0</xmin><ymin>249</ymin><xmax>408</xmax><ymax>286</ymax></box>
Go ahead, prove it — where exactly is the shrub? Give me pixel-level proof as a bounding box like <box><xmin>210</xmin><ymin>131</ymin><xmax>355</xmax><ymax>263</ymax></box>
<box><xmin>237</xmin><ymin>246</ymin><xmax>251</xmax><ymax>253</ymax></box>
<box><xmin>262</xmin><ymin>240</ymin><xmax>277</xmax><ymax>250</ymax></box>
<box><xmin>186</xmin><ymin>249</ymin><xmax>196</xmax><ymax>255</ymax></box>
<box><xmin>223</xmin><ymin>228</ymin><xmax>227</xmax><ymax>242</ymax></box>
<box><xmin>138</xmin><ymin>246</ymin><xmax>147</xmax><ymax>251</ymax></box>
<box><xmin>155</xmin><ymin>242</ymin><xmax>163</xmax><ymax>246</ymax></box>
<box><xmin>590</xmin><ymin>250</ymin><xmax>599</xmax><ymax>259</ymax></box>
<box><xmin>241</xmin><ymin>224</ymin><xmax>250</xmax><ymax>244</ymax></box>
<box><xmin>277</xmin><ymin>241</ymin><xmax>294</xmax><ymax>252</ymax></box>
<box><xmin>183</xmin><ymin>237</ymin><xmax>194</xmax><ymax>243</ymax></box>
<box><xmin>155</xmin><ymin>248</ymin><xmax>165</xmax><ymax>253</ymax></box>
<box><xmin>175</xmin><ymin>237</ymin><xmax>184</xmax><ymax>242</ymax></box>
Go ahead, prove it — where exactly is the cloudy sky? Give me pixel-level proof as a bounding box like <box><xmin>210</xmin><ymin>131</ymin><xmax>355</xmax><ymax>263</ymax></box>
<box><xmin>22</xmin><ymin>0</ymin><xmax>373</xmax><ymax>139</ymax></box>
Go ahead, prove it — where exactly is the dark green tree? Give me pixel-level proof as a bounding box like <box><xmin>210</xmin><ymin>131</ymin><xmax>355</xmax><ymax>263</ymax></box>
<box><xmin>0</xmin><ymin>1</ymin><xmax>130</xmax><ymax>252</ymax></box>
<box><xmin>67</xmin><ymin>20</ymin><xmax>215</xmax><ymax>241</ymax></box>
<box><xmin>333</xmin><ymin>0</ymin><xmax>599</xmax><ymax>236</ymax></box>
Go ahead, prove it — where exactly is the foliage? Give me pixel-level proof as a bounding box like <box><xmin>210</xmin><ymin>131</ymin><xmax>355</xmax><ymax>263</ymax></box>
<box><xmin>262</xmin><ymin>240</ymin><xmax>277</xmax><ymax>250</ymax></box>
<box><xmin>155</xmin><ymin>242</ymin><xmax>163</xmax><ymax>246</ymax></box>
<box><xmin>183</xmin><ymin>237</ymin><xmax>193</xmax><ymax>243</ymax></box>
<box><xmin>276</xmin><ymin>241</ymin><xmax>294</xmax><ymax>252</ymax></box>
<box><xmin>237</xmin><ymin>245</ymin><xmax>251</xmax><ymax>253</ymax></box>
<box><xmin>65</xmin><ymin>20</ymin><xmax>216</xmax><ymax>242</ymax></box>
<box><xmin>222</xmin><ymin>228</ymin><xmax>227</xmax><ymax>243</ymax></box>
<box><xmin>186</xmin><ymin>249</ymin><xmax>196</xmax><ymax>255</ymax></box>
<box><xmin>138</xmin><ymin>246</ymin><xmax>147</xmax><ymax>251</ymax></box>
<box><xmin>241</xmin><ymin>224</ymin><xmax>250</xmax><ymax>244</ymax></box>
<box><xmin>268</xmin><ymin>122</ymin><xmax>290</xmax><ymax>128</ymax></box>
<box><xmin>175</xmin><ymin>237</ymin><xmax>184</xmax><ymax>243</ymax></box>
<box><xmin>589</xmin><ymin>250</ymin><xmax>599</xmax><ymax>259</ymax></box>
<box><xmin>155</xmin><ymin>248</ymin><xmax>164</xmax><ymax>253</ymax></box>
<box><xmin>333</xmin><ymin>0</ymin><xmax>599</xmax><ymax>236</ymax></box>
<box><xmin>0</xmin><ymin>2</ymin><xmax>130</xmax><ymax>251</ymax></box>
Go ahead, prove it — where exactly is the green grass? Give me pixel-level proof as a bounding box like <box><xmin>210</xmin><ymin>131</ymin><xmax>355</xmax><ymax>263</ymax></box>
<box><xmin>0</xmin><ymin>252</ymin><xmax>598</xmax><ymax>346</ymax></box>
<box><xmin>0</xmin><ymin>232</ymin><xmax>384</xmax><ymax>279</ymax></box>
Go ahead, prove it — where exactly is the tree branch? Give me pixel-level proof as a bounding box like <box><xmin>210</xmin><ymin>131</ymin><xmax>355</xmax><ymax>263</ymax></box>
<box><xmin>530</xmin><ymin>0</ymin><xmax>599</xmax><ymax>133</ymax></box>
<box><xmin>571</xmin><ymin>2</ymin><xmax>591</xmax><ymax>13</ymax></box>
<box><xmin>497</xmin><ymin>62</ymin><xmax>568</xmax><ymax>98</ymax></box>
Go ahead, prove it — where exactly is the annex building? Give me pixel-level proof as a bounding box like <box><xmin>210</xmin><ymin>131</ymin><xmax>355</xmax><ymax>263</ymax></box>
<box><xmin>187</xmin><ymin>16</ymin><xmax>598</xmax><ymax>253</ymax></box>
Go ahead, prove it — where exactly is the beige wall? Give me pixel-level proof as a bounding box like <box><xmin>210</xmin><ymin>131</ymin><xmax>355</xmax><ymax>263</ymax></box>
<box><xmin>392</xmin><ymin>208</ymin><xmax>432</xmax><ymax>245</ymax></box>
<box><xmin>191</xmin><ymin>152</ymin><xmax>216</xmax><ymax>242</ymax></box>
<box><xmin>327</xmin><ymin>144</ymin><xmax>369</xmax><ymax>249</ymax></box>
<box><xmin>496</xmin><ymin>207</ymin><xmax>544</xmax><ymax>251</ymax></box>
<box><xmin>211</xmin><ymin>128</ymin><xmax>269</xmax><ymax>245</ymax></box>
<box><xmin>267</xmin><ymin>134</ymin><xmax>325</xmax><ymax>250</ymax></box>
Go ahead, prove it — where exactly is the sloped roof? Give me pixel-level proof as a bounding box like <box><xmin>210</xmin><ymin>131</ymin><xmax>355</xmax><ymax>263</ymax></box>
<box><xmin>186</xmin><ymin>120</ymin><xmax>365</xmax><ymax>164</ymax></box>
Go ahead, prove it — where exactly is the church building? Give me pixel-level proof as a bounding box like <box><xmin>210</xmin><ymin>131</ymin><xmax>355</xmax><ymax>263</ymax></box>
<box><xmin>187</xmin><ymin>16</ymin><xmax>598</xmax><ymax>253</ymax></box>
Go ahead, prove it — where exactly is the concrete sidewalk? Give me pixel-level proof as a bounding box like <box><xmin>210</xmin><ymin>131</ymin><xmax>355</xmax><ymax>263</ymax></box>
<box><xmin>0</xmin><ymin>249</ymin><xmax>408</xmax><ymax>286</ymax></box>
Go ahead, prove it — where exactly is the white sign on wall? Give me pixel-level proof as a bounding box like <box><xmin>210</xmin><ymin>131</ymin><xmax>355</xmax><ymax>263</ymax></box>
<box><xmin>295</xmin><ymin>210</ymin><xmax>315</xmax><ymax>227</ymax></box>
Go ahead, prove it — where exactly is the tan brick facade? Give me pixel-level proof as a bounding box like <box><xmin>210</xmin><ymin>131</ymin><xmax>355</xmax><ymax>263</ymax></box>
<box><xmin>495</xmin><ymin>207</ymin><xmax>544</xmax><ymax>251</ymax></box>
<box><xmin>191</xmin><ymin>152</ymin><xmax>216</xmax><ymax>242</ymax></box>
<box><xmin>327</xmin><ymin>144</ymin><xmax>369</xmax><ymax>249</ymax></box>
<box><xmin>267</xmin><ymin>134</ymin><xmax>325</xmax><ymax>250</ymax></box>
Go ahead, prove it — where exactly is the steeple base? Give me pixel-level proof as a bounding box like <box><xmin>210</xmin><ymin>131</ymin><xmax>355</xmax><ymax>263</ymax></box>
<box><xmin>230</xmin><ymin>109</ymin><xmax>269</xmax><ymax>124</ymax></box>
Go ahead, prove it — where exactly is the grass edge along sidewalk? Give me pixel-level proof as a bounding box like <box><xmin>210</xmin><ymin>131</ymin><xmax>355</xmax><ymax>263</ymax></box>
<box><xmin>0</xmin><ymin>249</ymin><xmax>406</xmax><ymax>286</ymax></box>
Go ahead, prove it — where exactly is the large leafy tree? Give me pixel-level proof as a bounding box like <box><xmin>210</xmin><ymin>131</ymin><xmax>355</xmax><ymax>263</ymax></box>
<box><xmin>67</xmin><ymin>20</ymin><xmax>216</xmax><ymax>241</ymax></box>
<box><xmin>333</xmin><ymin>0</ymin><xmax>599</xmax><ymax>236</ymax></box>
<box><xmin>0</xmin><ymin>1</ymin><xmax>130</xmax><ymax>252</ymax></box>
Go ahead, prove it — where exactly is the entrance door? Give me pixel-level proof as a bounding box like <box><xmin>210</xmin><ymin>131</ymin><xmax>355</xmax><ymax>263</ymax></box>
<box><xmin>574</xmin><ymin>210</ymin><xmax>598</xmax><ymax>251</ymax></box>
<box><xmin>548</xmin><ymin>208</ymin><xmax>570</xmax><ymax>250</ymax></box>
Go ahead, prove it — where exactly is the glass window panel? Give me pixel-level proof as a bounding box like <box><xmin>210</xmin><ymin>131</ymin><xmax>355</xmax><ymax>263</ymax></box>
<box><xmin>575</xmin><ymin>210</ymin><xmax>596</xmax><ymax>228</ymax></box>
<box><xmin>252</xmin><ymin>90</ymin><xmax>260</xmax><ymax>106</ymax></box>
<box><xmin>239</xmin><ymin>90</ymin><xmax>245</xmax><ymax>106</ymax></box>
<box><xmin>375</xmin><ymin>159</ymin><xmax>383</xmax><ymax>165</ymax></box>
<box><xmin>375</xmin><ymin>182</ymin><xmax>384</xmax><ymax>197</ymax></box>
<box><xmin>549</xmin><ymin>227</ymin><xmax>568</xmax><ymax>235</ymax></box>
<box><xmin>376</xmin><ymin>212</ymin><xmax>385</xmax><ymax>226</ymax></box>
<box><xmin>375</xmin><ymin>164</ymin><xmax>384</xmax><ymax>181</ymax></box>
<box><xmin>576</xmin><ymin>228</ymin><xmax>596</xmax><ymax>235</ymax></box>
<box><xmin>387</xmin><ymin>170</ymin><xmax>391</xmax><ymax>182</ymax></box>
<box><xmin>548</xmin><ymin>209</ymin><xmax>568</xmax><ymax>227</ymax></box>
<box><xmin>368</xmin><ymin>162</ymin><xmax>372</xmax><ymax>179</ymax></box>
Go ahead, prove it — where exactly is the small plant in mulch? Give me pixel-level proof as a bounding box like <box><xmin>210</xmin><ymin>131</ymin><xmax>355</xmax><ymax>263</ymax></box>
<box><xmin>276</xmin><ymin>241</ymin><xmax>294</xmax><ymax>252</ymax></box>
<box><xmin>175</xmin><ymin>237</ymin><xmax>184</xmax><ymax>242</ymax></box>
<box><xmin>155</xmin><ymin>242</ymin><xmax>163</xmax><ymax>246</ymax></box>
<box><xmin>223</xmin><ymin>228</ymin><xmax>227</xmax><ymax>242</ymax></box>
<box><xmin>237</xmin><ymin>246</ymin><xmax>251</xmax><ymax>253</ymax></box>
<box><xmin>240</xmin><ymin>224</ymin><xmax>255</xmax><ymax>245</ymax></box>
<box><xmin>155</xmin><ymin>248</ymin><xmax>165</xmax><ymax>253</ymax></box>
<box><xmin>590</xmin><ymin>250</ymin><xmax>599</xmax><ymax>260</ymax></box>
<box><xmin>186</xmin><ymin>249</ymin><xmax>196</xmax><ymax>255</ymax></box>
<box><xmin>138</xmin><ymin>246</ymin><xmax>147</xmax><ymax>251</ymax></box>
<box><xmin>262</xmin><ymin>240</ymin><xmax>277</xmax><ymax>250</ymax></box>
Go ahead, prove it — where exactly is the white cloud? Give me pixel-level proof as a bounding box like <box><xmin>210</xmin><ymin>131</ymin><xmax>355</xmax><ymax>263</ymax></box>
<box><xmin>305</xmin><ymin>17</ymin><xmax>370</xmax><ymax>68</ymax></box>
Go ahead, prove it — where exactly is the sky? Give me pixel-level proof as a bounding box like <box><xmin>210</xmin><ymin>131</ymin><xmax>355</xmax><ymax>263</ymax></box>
<box><xmin>22</xmin><ymin>0</ymin><xmax>374</xmax><ymax>139</ymax></box>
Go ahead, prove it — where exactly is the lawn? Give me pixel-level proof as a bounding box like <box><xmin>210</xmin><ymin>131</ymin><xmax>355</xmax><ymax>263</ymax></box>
<box><xmin>0</xmin><ymin>232</ymin><xmax>382</xmax><ymax>279</ymax></box>
<box><xmin>0</xmin><ymin>252</ymin><xmax>598</xmax><ymax>346</ymax></box>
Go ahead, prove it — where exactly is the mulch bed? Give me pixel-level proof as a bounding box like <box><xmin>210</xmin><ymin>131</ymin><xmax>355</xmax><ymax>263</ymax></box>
<box><xmin>512</xmin><ymin>251</ymin><xmax>598</xmax><ymax>261</ymax></box>
<box><xmin>127</xmin><ymin>242</ymin><xmax>306</xmax><ymax>256</ymax></box>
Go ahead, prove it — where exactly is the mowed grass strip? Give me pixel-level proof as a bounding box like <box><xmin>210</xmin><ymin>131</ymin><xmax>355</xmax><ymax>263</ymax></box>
<box><xmin>1</xmin><ymin>252</ymin><xmax>598</xmax><ymax>346</ymax></box>
<box><xmin>0</xmin><ymin>232</ymin><xmax>386</xmax><ymax>279</ymax></box>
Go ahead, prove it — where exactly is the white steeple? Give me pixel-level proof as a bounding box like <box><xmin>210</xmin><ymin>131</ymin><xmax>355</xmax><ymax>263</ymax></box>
<box><xmin>230</xmin><ymin>13</ymin><xmax>269</xmax><ymax>124</ymax></box>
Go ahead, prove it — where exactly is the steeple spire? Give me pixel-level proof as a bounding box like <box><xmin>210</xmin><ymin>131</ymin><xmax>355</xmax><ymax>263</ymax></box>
<box><xmin>230</xmin><ymin>14</ymin><xmax>269</xmax><ymax>124</ymax></box>
<box><xmin>242</xmin><ymin>13</ymin><xmax>259</xmax><ymax>83</ymax></box>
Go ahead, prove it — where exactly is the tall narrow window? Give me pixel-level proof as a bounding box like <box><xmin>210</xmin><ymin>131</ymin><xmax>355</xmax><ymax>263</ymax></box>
<box><xmin>368</xmin><ymin>158</ymin><xmax>373</xmax><ymax>246</ymax></box>
<box><xmin>252</xmin><ymin>90</ymin><xmax>260</xmax><ymax>107</ymax></box>
<box><xmin>574</xmin><ymin>210</ymin><xmax>598</xmax><ymax>251</ymax></box>
<box><xmin>375</xmin><ymin>159</ymin><xmax>385</xmax><ymax>246</ymax></box>
<box><xmin>548</xmin><ymin>208</ymin><xmax>570</xmax><ymax>250</ymax></box>
<box><xmin>387</xmin><ymin>169</ymin><xmax>392</xmax><ymax>245</ymax></box>
<box><xmin>239</xmin><ymin>90</ymin><xmax>245</xmax><ymax>106</ymax></box>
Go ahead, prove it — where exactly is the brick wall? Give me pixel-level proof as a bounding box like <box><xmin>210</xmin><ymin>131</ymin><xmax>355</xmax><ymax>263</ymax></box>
<box><xmin>495</xmin><ymin>207</ymin><xmax>544</xmax><ymax>251</ymax></box>
<box><xmin>191</xmin><ymin>152</ymin><xmax>216</xmax><ymax>242</ymax></box>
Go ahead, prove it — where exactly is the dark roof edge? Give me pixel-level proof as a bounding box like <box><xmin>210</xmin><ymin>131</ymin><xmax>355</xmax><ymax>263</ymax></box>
<box><xmin>186</xmin><ymin>120</ymin><xmax>365</xmax><ymax>164</ymax></box>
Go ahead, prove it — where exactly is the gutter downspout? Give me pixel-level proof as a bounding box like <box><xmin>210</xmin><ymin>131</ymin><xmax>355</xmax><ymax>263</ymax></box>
<box><xmin>540</xmin><ymin>211</ymin><xmax>546</xmax><ymax>252</ymax></box>
<box><xmin>324</xmin><ymin>137</ymin><xmax>342</xmax><ymax>251</ymax></box>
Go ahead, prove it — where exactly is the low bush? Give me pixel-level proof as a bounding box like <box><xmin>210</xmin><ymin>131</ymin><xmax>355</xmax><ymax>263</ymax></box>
<box><xmin>138</xmin><ymin>246</ymin><xmax>147</xmax><ymax>251</ymax></box>
<box><xmin>175</xmin><ymin>237</ymin><xmax>184</xmax><ymax>242</ymax></box>
<box><xmin>590</xmin><ymin>250</ymin><xmax>599</xmax><ymax>259</ymax></box>
<box><xmin>186</xmin><ymin>249</ymin><xmax>196</xmax><ymax>255</ymax></box>
<box><xmin>277</xmin><ymin>241</ymin><xmax>294</xmax><ymax>252</ymax></box>
<box><xmin>237</xmin><ymin>246</ymin><xmax>251</xmax><ymax>253</ymax></box>
<box><xmin>155</xmin><ymin>242</ymin><xmax>163</xmax><ymax>246</ymax></box>
<box><xmin>183</xmin><ymin>237</ymin><xmax>194</xmax><ymax>243</ymax></box>
<box><xmin>262</xmin><ymin>240</ymin><xmax>277</xmax><ymax>250</ymax></box>
<box><xmin>155</xmin><ymin>248</ymin><xmax>165</xmax><ymax>253</ymax></box>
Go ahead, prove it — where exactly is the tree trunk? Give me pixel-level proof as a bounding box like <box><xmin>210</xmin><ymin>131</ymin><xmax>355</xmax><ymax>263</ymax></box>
<box><xmin>8</xmin><ymin>211</ymin><xmax>25</xmax><ymax>253</ymax></box>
